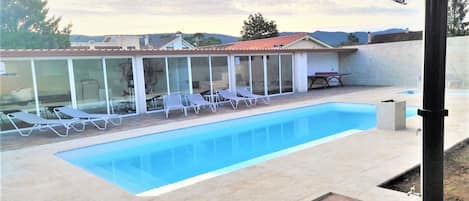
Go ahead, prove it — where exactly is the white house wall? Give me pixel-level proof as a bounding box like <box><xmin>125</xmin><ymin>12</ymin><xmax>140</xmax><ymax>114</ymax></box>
<box><xmin>287</xmin><ymin>40</ymin><xmax>326</xmax><ymax>49</ymax></box>
<box><xmin>339</xmin><ymin>36</ymin><xmax>469</xmax><ymax>88</ymax></box>
<box><xmin>294</xmin><ymin>52</ymin><xmax>309</xmax><ymax>93</ymax></box>
<box><xmin>307</xmin><ymin>52</ymin><xmax>339</xmax><ymax>75</ymax></box>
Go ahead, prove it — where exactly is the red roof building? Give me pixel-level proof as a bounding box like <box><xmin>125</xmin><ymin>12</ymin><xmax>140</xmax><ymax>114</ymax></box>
<box><xmin>203</xmin><ymin>33</ymin><xmax>332</xmax><ymax>50</ymax></box>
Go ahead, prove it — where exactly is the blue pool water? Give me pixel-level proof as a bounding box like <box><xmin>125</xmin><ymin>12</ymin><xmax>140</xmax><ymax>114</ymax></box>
<box><xmin>400</xmin><ymin>89</ymin><xmax>469</xmax><ymax>96</ymax></box>
<box><xmin>57</xmin><ymin>102</ymin><xmax>417</xmax><ymax>194</ymax></box>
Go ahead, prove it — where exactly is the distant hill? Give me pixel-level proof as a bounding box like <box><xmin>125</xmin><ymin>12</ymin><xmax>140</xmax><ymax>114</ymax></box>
<box><xmin>281</xmin><ymin>28</ymin><xmax>406</xmax><ymax>47</ymax></box>
<box><xmin>70</xmin><ymin>33</ymin><xmax>239</xmax><ymax>44</ymax></box>
<box><xmin>70</xmin><ymin>29</ymin><xmax>407</xmax><ymax>47</ymax></box>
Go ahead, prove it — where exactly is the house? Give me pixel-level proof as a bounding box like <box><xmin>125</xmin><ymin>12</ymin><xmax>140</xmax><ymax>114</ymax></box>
<box><xmin>369</xmin><ymin>31</ymin><xmax>423</xmax><ymax>44</ymax></box>
<box><xmin>206</xmin><ymin>33</ymin><xmax>332</xmax><ymax>49</ymax></box>
<box><xmin>203</xmin><ymin>33</ymin><xmax>338</xmax><ymax>86</ymax></box>
<box><xmin>142</xmin><ymin>34</ymin><xmax>195</xmax><ymax>50</ymax></box>
<box><xmin>71</xmin><ymin>35</ymin><xmax>141</xmax><ymax>50</ymax></box>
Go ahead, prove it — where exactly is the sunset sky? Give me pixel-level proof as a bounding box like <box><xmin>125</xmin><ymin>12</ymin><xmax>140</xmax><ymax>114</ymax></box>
<box><xmin>47</xmin><ymin>0</ymin><xmax>426</xmax><ymax>36</ymax></box>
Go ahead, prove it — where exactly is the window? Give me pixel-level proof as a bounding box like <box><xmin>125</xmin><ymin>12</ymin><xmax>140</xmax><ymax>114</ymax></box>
<box><xmin>0</xmin><ymin>60</ymin><xmax>36</xmax><ymax>130</ymax></box>
<box><xmin>281</xmin><ymin>55</ymin><xmax>293</xmax><ymax>93</ymax></box>
<box><xmin>235</xmin><ymin>56</ymin><xmax>250</xmax><ymax>90</ymax></box>
<box><xmin>190</xmin><ymin>57</ymin><xmax>210</xmax><ymax>94</ymax></box>
<box><xmin>266</xmin><ymin>55</ymin><xmax>280</xmax><ymax>95</ymax></box>
<box><xmin>167</xmin><ymin>57</ymin><xmax>190</xmax><ymax>94</ymax></box>
<box><xmin>34</xmin><ymin>60</ymin><xmax>72</xmax><ymax>118</ymax></box>
<box><xmin>73</xmin><ymin>59</ymin><xmax>107</xmax><ymax>113</ymax></box>
<box><xmin>251</xmin><ymin>56</ymin><xmax>265</xmax><ymax>95</ymax></box>
<box><xmin>211</xmin><ymin>56</ymin><xmax>229</xmax><ymax>92</ymax></box>
<box><xmin>143</xmin><ymin>58</ymin><xmax>167</xmax><ymax>111</ymax></box>
<box><xmin>105</xmin><ymin>58</ymin><xmax>136</xmax><ymax>114</ymax></box>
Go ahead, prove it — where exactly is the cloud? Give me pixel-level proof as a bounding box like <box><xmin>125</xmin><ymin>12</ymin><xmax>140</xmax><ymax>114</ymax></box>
<box><xmin>46</xmin><ymin>0</ymin><xmax>425</xmax><ymax>35</ymax></box>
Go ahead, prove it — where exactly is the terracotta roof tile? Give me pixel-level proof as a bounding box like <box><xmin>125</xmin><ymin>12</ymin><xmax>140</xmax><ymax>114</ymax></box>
<box><xmin>223</xmin><ymin>33</ymin><xmax>309</xmax><ymax>49</ymax></box>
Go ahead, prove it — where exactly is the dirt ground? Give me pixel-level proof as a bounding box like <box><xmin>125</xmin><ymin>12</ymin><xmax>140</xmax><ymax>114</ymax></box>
<box><xmin>382</xmin><ymin>139</ymin><xmax>469</xmax><ymax>201</ymax></box>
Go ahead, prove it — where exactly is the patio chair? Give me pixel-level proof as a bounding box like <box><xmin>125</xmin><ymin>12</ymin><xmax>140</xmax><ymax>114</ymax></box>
<box><xmin>187</xmin><ymin>94</ymin><xmax>216</xmax><ymax>114</ymax></box>
<box><xmin>237</xmin><ymin>87</ymin><xmax>270</xmax><ymax>105</ymax></box>
<box><xmin>163</xmin><ymin>94</ymin><xmax>187</xmax><ymax>118</ymax></box>
<box><xmin>6</xmin><ymin>112</ymin><xmax>85</xmax><ymax>137</ymax></box>
<box><xmin>54</xmin><ymin>107</ymin><xmax>122</xmax><ymax>130</ymax></box>
<box><xmin>218</xmin><ymin>89</ymin><xmax>252</xmax><ymax>110</ymax></box>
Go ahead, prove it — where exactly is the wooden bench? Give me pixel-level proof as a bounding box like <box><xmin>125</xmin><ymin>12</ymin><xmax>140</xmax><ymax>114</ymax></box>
<box><xmin>308</xmin><ymin>72</ymin><xmax>351</xmax><ymax>88</ymax></box>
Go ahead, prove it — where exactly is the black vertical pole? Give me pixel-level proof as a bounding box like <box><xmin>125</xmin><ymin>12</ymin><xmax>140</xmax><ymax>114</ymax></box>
<box><xmin>419</xmin><ymin>0</ymin><xmax>449</xmax><ymax>201</ymax></box>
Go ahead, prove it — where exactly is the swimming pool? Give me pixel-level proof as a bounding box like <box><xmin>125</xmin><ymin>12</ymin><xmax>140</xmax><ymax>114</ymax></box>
<box><xmin>57</xmin><ymin>102</ymin><xmax>417</xmax><ymax>196</ymax></box>
<box><xmin>400</xmin><ymin>89</ymin><xmax>469</xmax><ymax>96</ymax></box>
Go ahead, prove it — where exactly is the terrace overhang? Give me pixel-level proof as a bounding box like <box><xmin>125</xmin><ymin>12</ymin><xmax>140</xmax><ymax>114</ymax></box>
<box><xmin>0</xmin><ymin>48</ymin><xmax>357</xmax><ymax>58</ymax></box>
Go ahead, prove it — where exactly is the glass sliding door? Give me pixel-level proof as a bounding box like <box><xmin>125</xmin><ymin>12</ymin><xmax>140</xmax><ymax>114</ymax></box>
<box><xmin>0</xmin><ymin>60</ymin><xmax>36</xmax><ymax>131</ymax></box>
<box><xmin>281</xmin><ymin>55</ymin><xmax>293</xmax><ymax>93</ymax></box>
<box><xmin>266</xmin><ymin>55</ymin><xmax>280</xmax><ymax>95</ymax></box>
<box><xmin>34</xmin><ymin>60</ymin><xmax>72</xmax><ymax>118</ymax></box>
<box><xmin>143</xmin><ymin>58</ymin><xmax>167</xmax><ymax>111</ymax></box>
<box><xmin>235</xmin><ymin>56</ymin><xmax>250</xmax><ymax>90</ymax></box>
<box><xmin>211</xmin><ymin>56</ymin><xmax>229</xmax><ymax>92</ymax></box>
<box><xmin>190</xmin><ymin>57</ymin><xmax>210</xmax><ymax>95</ymax></box>
<box><xmin>250</xmin><ymin>56</ymin><xmax>265</xmax><ymax>95</ymax></box>
<box><xmin>167</xmin><ymin>57</ymin><xmax>190</xmax><ymax>94</ymax></box>
<box><xmin>73</xmin><ymin>59</ymin><xmax>108</xmax><ymax>113</ymax></box>
<box><xmin>105</xmin><ymin>58</ymin><xmax>136</xmax><ymax>114</ymax></box>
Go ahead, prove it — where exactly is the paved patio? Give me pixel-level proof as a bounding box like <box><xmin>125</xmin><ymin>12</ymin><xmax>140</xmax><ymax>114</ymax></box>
<box><xmin>1</xmin><ymin>86</ymin><xmax>468</xmax><ymax>201</ymax></box>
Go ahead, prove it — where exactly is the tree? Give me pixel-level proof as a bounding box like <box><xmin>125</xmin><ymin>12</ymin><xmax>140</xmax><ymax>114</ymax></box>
<box><xmin>340</xmin><ymin>33</ymin><xmax>360</xmax><ymax>46</ymax></box>
<box><xmin>183</xmin><ymin>33</ymin><xmax>222</xmax><ymax>47</ymax></box>
<box><xmin>0</xmin><ymin>0</ymin><xmax>72</xmax><ymax>49</ymax></box>
<box><xmin>448</xmin><ymin>0</ymin><xmax>469</xmax><ymax>36</ymax></box>
<box><xmin>240</xmin><ymin>13</ymin><xmax>279</xmax><ymax>41</ymax></box>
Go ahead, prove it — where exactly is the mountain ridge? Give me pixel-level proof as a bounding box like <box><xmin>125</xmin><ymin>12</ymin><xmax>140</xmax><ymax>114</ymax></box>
<box><xmin>70</xmin><ymin>28</ymin><xmax>408</xmax><ymax>47</ymax></box>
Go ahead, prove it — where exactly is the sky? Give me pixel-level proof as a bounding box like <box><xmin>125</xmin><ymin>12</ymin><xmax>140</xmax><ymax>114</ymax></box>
<box><xmin>47</xmin><ymin>0</ymin><xmax>427</xmax><ymax>36</ymax></box>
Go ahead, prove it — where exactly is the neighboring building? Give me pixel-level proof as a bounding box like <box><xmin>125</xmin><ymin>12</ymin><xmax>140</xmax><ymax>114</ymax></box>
<box><xmin>369</xmin><ymin>31</ymin><xmax>423</xmax><ymax>44</ymax></box>
<box><xmin>142</xmin><ymin>34</ymin><xmax>195</xmax><ymax>50</ymax></box>
<box><xmin>70</xmin><ymin>34</ymin><xmax>195</xmax><ymax>50</ymax></box>
<box><xmin>204</xmin><ymin>33</ymin><xmax>332</xmax><ymax>49</ymax></box>
<box><xmin>71</xmin><ymin>35</ymin><xmax>141</xmax><ymax>50</ymax></box>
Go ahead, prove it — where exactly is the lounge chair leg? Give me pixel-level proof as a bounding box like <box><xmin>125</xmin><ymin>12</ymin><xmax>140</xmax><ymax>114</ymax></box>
<box><xmin>165</xmin><ymin>110</ymin><xmax>169</xmax><ymax>118</ymax></box>
<box><xmin>49</xmin><ymin>125</ymin><xmax>68</xmax><ymax>137</ymax></box>
<box><xmin>7</xmin><ymin>116</ymin><xmax>37</xmax><ymax>136</ymax></box>
<box><xmin>90</xmin><ymin>118</ymin><xmax>107</xmax><ymax>130</ymax></box>
<box><xmin>183</xmin><ymin>108</ymin><xmax>187</xmax><ymax>116</ymax></box>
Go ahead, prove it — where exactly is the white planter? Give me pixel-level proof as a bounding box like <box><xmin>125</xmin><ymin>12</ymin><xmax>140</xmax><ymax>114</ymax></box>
<box><xmin>376</xmin><ymin>100</ymin><xmax>406</xmax><ymax>130</ymax></box>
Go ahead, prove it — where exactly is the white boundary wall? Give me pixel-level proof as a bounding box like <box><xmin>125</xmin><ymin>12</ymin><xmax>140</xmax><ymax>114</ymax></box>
<box><xmin>339</xmin><ymin>36</ymin><xmax>469</xmax><ymax>88</ymax></box>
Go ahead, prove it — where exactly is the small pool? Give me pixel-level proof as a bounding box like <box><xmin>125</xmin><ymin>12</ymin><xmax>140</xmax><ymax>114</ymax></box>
<box><xmin>57</xmin><ymin>102</ymin><xmax>417</xmax><ymax>195</ymax></box>
<box><xmin>400</xmin><ymin>89</ymin><xmax>469</xmax><ymax>96</ymax></box>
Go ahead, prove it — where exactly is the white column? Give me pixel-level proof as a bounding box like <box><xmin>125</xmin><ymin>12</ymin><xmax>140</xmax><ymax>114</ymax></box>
<box><xmin>134</xmin><ymin>56</ymin><xmax>147</xmax><ymax>114</ymax></box>
<box><xmin>294</xmin><ymin>52</ymin><xmax>308</xmax><ymax>93</ymax></box>
<box><xmin>67</xmin><ymin>59</ymin><xmax>77</xmax><ymax>109</ymax></box>
<box><xmin>263</xmin><ymin>55</ymin><xmax>268</xmax><ymax>95</ymax></box>
<box><xmin>228</xmin><ymin>55</ymin><xmax>236</xmax><ymax>92</ymax></box>
<box><xmin>102</xmin><ymin>58</ymin><xmax>111</xmax><ymax>114</ymax></box>
<box><xmin>30</xmin><ymin>59</ymin><xmax>40</xmax><ymax>116</ymax></box>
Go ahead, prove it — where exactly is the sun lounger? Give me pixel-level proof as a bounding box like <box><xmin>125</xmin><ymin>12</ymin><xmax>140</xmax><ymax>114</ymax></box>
<box><xmin>54</xmin><ymin>107</ymin><xmax>122</xmax><ymax>130</ymax></box>
<box><xmin>237</xmin><ymin>87</ymin><xmax>270</xmax><ymax>105</ymax></box>
<box><xmin>163</xmin><ymin>94</ymin><xmax>187</xmax><ymax>118</ymax></box>
<box><xmin>187</xmin><ymin>94</ymin><xmax>216</xmax><ymax>114</ymax></box>
<box><xmin>218</xmin><ymin>89</ymin><xmax>252</xmax><ymax>110</ymax></box>
<box><xmin>6</xmin><ymin>112</ymin><xmax>84</xmax><ymax>137</ymax></box>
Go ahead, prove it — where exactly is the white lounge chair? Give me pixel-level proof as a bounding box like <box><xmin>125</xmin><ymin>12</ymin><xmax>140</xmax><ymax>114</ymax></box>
<box><xmin>237</xmin><ymin>87</ymin><xmax>270</xmax><ymax>105</ymax></box>
<box><xmin>6</xmin><ymin>112</ymin><xmax>84</xmax><ymax>137</ymax></box>
<box><xmin>218</xmin><ymin>89</ymin><xmax>252</xmax><ymax>110</ymax></box>
<box><xmin>54</xmin><ymin>107</ymin><xmax>122</xmax><ymax>130</ymax></box>
<box><xmin>163</xmin><ymin>94</ymin><xmax>187</xmax><ymax>118</ymax></box>
<box><xmin>187</xmin><ymin>94</ymin><xmax>216</xmax><ymax>114</ymax></box>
